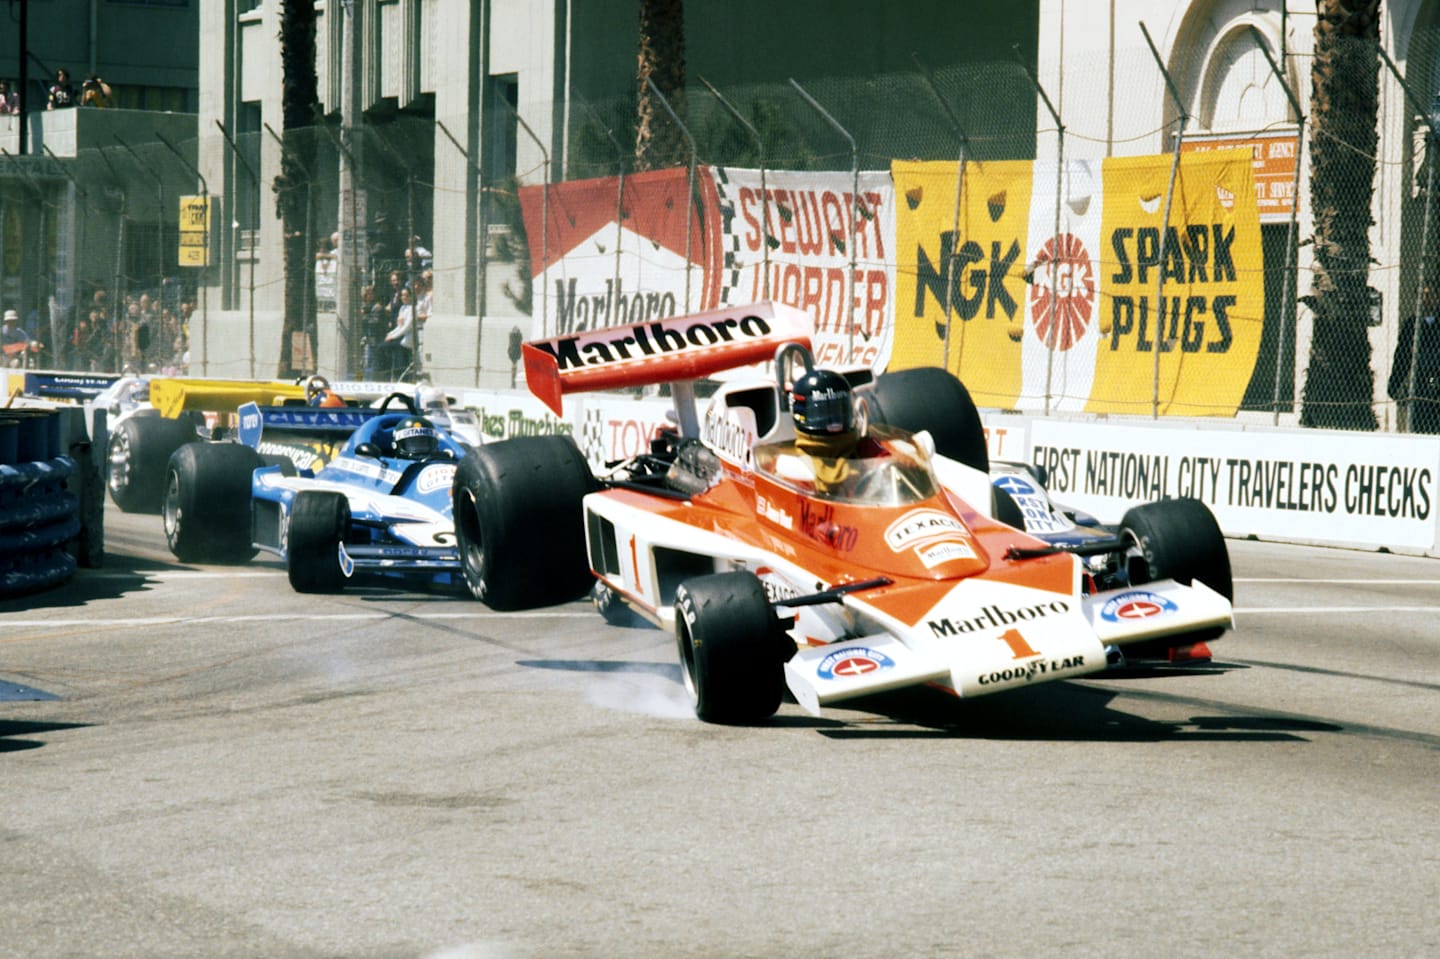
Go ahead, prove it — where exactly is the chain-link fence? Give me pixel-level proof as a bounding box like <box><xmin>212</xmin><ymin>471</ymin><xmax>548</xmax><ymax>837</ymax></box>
<box><xmin>4</xmin><ymin>35</ymin><xmax>1439</xmax><ymax>431</ymax></box>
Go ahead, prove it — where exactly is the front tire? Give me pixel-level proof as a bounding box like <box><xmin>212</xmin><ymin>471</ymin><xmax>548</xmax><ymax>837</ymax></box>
<box><xmin>1120</xmin><ymin>497</ymin><xmax>1232</xmax><ymax>652</ymax></box>
<box><xmin>109</xmin><ymin>415</ymin><xmax>198</xmax><ymax>513</ymax></box>
<box><xmin>867</xmin><ymin>367</ymin><xmax>988</xmax><ymax>472</ymax></box>
<box><xmin>163</xmin><ymin>443</ymin><xmax>261</xmax><ymax>563</ymax></box>
<box><xmin>452</xmin><ymin>436</ymin><xmax>596</xmax><ymax>609</ymax></box>
<box><xmin>286</xmin><ymin>490</ymin><xmax>351</xmax><ymax>593</ymax></box>
<box><xmin>675</xmin><ymin>572</ymin><xmax>786</xmax><ymax>724</ymax></box>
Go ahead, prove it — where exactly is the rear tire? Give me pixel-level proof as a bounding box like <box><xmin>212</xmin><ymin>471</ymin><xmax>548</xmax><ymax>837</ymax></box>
<box><xmin>163</xmin><ymin>443</ymin><xmax>261</xmax><ymax>563</ymax></box>
<box><xmin>286</xmin><ymin>490</ymin><xmax>351</xmax><ymax>593</ymax></box>
<box><xmin>1119</xmin><ymin>497</ymin><xmax>1232</xmax><ymax>652</ymax></box>
<box><xmin>109</xmin><ymin>415</ymin><xmax>198</xmax><ymax>513</ymax></box>
<box><xmin>675</xmin><ymin>572</ymin><xmax>785</xmax><ymax>724</ymax></box>
<box><xmin>867</xmin><ymin>367</ymin><xmax>988</xmax><ymax>472</ymax></box>
<box><xmin>452</xmin><ymin>436</ymin><xmax>596</xmax><ymax>609</ymax></box>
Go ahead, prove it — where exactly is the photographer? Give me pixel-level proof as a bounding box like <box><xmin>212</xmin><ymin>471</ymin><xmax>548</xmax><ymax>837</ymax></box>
<box><xmin>80</xmin><ymin>75</ymin><xmax>112</xmax><ymax>108</ymax></box>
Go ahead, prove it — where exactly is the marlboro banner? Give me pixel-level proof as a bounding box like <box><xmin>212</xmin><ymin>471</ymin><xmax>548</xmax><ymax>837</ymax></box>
<box><xmin>712</xmin><ymin>168</ymin><xmax>897</xmax><ymax>371</ymax></box>
<box><xmin>520</xmin><ymin>167</ymin><xmax>722</xmax><ymax>339</ymax></box>
<box><xmin>891</xmin><ymin>148</ymin><xmax>1264</xmax><ymax>416</ymax></box>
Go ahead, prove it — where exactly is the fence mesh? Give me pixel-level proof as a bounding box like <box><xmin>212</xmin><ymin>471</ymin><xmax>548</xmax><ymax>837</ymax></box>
<box><xmin>1</xmin><ymin>35</ymin><xmax>1436</xmax><ymax>431</ymax></box>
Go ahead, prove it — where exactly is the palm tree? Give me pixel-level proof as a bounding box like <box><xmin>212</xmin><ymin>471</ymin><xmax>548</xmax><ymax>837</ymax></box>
<box><xmin>1301</xmin><ymin>0</ymin><xmax>1381</xmax><ymax>430</ymax></box>
<box><xmin>634</xmin><ymin>0</ymin><xmax>688</xmax><ymax>171</ymax></box>
<box><xmin>274</xmin><ymin>0</ymin><xmax>319</xmax><ymax>377</ymax></box>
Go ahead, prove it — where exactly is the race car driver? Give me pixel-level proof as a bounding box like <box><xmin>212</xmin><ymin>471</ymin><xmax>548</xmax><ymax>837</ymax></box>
<box><xmin>390</xmin><ymin>416</ymin><xmax>442</xmax><ymax>460</ymax></box>
<box><xmin>790</xmin><ymin>368</ymin><xmax>882</xmax><ymax>492</ymax></box>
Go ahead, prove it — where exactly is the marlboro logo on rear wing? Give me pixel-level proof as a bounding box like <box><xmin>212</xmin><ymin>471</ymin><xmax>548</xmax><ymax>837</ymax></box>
<box><xmin>522</xmin><ymin>302</ymin><xmax>812</xmax><ymax>415</ymax></box>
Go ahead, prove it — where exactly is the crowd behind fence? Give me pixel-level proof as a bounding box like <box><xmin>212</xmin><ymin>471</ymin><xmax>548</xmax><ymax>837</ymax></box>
<box><xmin>3</xmin><ymin>41</ymin><xmax>1437</xmax><ymax>432</ymax></box>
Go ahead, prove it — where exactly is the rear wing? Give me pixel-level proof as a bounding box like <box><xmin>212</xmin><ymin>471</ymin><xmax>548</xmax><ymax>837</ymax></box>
<box><xmin>149</xmin><ymin>378</ymin><xmax>309</xmax><ymax>418</ymax></box>
<box><xmin>235</xmin><ymin>402</ymin><xmax>384</xmax><ymax>450</ymax></box>
<box><xmin>20</xmin><ymin>372</ymin><xmax>122</xmax><ymax>401</ymax></box>
<box><xmin>522</xmin><ymin>302</ymin><xmax>812</xmax><ymax>415</ymax></box>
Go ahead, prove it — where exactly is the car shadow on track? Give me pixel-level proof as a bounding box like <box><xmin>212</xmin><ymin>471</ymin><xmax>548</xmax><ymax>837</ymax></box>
<box><xmin>0</xmin><ymin>720</ymin><xmax>92</xmax><ymax>754</ymax></box>
<box><xmin>822</xmin><ymin>674</ymin><xmax>1341</xmax><ymax>743</ymax></box>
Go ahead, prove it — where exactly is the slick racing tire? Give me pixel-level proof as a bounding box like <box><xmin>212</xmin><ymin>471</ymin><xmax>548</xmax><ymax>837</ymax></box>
<box><xmin>108</xmin><ymin>415</ymin><xmax>199</xmax><ymax>513</ymax></box>
<box><xmin>163</xmin><ymin>443</ymin><xmax>262</xmax><ymax>564</ymax></box>
<box><xmin>867</xmin><ymin>367</ymin><xmax>989</xmax><ymax>473</ymax></box>
<box><xmin>1119</xmin><ymin>497</ymin><xmax>1232</xmax><ymax>651</ymax></box>
<box><xmin>286</xmin><ymin>490</ymin><xmax>351</xmax><ymax>594</ymax></box>
<box><xmin>452</xmin><ymin>435</ymin><xmax>597</xmax><ymax>610</ymax></box>
<box><xmin>675</xmin><ymin>572</ymin><xmax>786</xmax><ymax>724</ymax></box>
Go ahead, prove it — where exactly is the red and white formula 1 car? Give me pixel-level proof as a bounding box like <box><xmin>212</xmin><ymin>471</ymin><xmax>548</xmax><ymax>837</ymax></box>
<box><xmin>452</xmin><ymin>302</ymin><xmax>1234</xmax><ymax>724</ymax></box>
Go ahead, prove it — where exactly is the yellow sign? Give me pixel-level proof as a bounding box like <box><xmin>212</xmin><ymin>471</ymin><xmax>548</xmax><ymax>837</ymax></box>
<box><xmin>178</xmin><ymin>195</ymin><xmax>211</xmax><ymax>267</ymax></box>
<box><xmin>890</xmin><ymin>159</ymin><xmax>1034</xmax><ymax>408</ymax></box>
<box><xmin>1091</xmin><ymin>150</ymin><xmax>1265</xmax><ymax>416</ymax></box>
<box><xmin>891</xmin><ymin>149</ymin><xmax>1264</xmax><ymax>417</ymax></box>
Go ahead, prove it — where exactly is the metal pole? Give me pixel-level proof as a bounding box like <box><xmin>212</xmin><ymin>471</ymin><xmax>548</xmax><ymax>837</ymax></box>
<box><xmin>913</xmin><ymin>58</ymin><xmax>970</xmax><ymax>373</ymax></box>
<box><xmin>367</xmin><ymin>130</ymin><xmax>421</xmax><ymax>378</ymax></box>
<box><xmin>93</xmin><ymin>145</ymin><xmax>131</xmax><ymax>373</ymax></box>
<box><xmin>114</xmin><ymin>136</ymin><xmax>165</xmax><ymax>311</ymax></box>
<box><xmin>266</xmin><ymin>121</ymin><xmax>318</xmax><ymax>376</ymax></box>
<box><xmin>700</xmin><ymin>76</ymin><xmax>770</xmax><ymax>298</ymax></box>
<box><xmin>437</xmin><ymin>120</ymin><xmax>490</xmax><ymax>386</ymax></box>
<box><xmin>114</xmin><ymin>136</ymin><xmax>167</xmax><ymax>372</ymax></box>
<box><xmin>1141</xmin><ymin>21</ymin><xmax>1189</xmax><ymax>419</ymax></box>
<box><xmin>646</xmin><ymin>77</ymin><xmax>699</xmax><ymax>313</ymax></box>
<box><xmin>578</xmin><ymin>98</ymin><xmax>627</xmax><ymax>329</ymax></box>
<box><xmin>155</xmin><ymin>131</ymin><xmax>209</xmax><ymax>371</ymax></box>
<box><xmin>1249</xmin><ymin>27</ymin><xmax>1306</xmax><ymax>425</ymax></box>
<box><xmin>789</xmin><ymin>79</ymin><xmax>859</xmax><ymax>363</ymax></box>
<box><xmin>216</xmin><ymin>121</ymin><xmax>260</xmax><ymax>378</ymax></box>
<box><xmin>1015</xmin><ymin>45</ymin><xmax>1066</xmax><ymax>414</ymax></box>
<box><xmin>498</xmin><ymin>97</ymin><xmax>551</xmax><ymax>336</ymax></box>
<box><xmin>310</xmin><ymin>117</ymin><xmax>364</xmax><ymax>378</ymax></box>
<box><xmin>1378</xmin><ymin>48</ymin><xmax>1440</xmax><ymax>433</ymax></box>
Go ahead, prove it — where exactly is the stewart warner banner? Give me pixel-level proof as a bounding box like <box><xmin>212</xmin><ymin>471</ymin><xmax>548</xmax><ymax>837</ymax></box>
<box><xmin>710</xmin><ymin>168</ymin><xmax>897</xmax><ymax>370</ymax></box>
<box><xmin>891</xmin><ymin>148</ymin><xmax>1264</xmax><ymax>416</ymax></box>
<box><xmin>518</xmin><ymin>150</ymin><xmax>1262</xmax><ymax>416</ymax></box>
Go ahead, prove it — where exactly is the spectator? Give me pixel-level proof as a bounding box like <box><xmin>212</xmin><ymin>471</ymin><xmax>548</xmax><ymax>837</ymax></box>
<box><xmin>378</xmin><ymin>287</ymin><xmax>417</xmax><ymax>379</ymax></box>
<box><xmin>72</xmin><ymin>311</ymin><xmax>105</xmax><ymax>372</ymax></box>
<box><xmin>385</xmin><ymin>269</ymin><xmax>407</xmax><ymax>325</ymax></box>
<box><xmin>3</xmin><ymin>309</ymin><xmax>32</xmax><ymax>367</ymax></box>
<box><xmin>0</xmin><ymin>80</ymin><xmax>19</xmax><ymax>115</ymax></box>
<box><xmin>416</xmin><ymin>269</ymin><xmax>433</xmax><ymax>328</ymax></box>
<box><xmin>47</xmin><ymin>69</ymin><xmax>77</xmax><ymax>110</ymax></box>
<box><xmin>1390</xmin><ymin>279</ymin><xmax>1440</xmax><ymax>433</ymax></box>
<box><xmin>80</xmin><ymin>75</ymin><xmax>113</xmax><ymax>108</ymax></box>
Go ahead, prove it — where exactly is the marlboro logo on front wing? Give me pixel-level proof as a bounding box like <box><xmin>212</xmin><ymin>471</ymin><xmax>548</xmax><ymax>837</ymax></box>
<box><xmin>522</xmin><ymin>301</ymin><xmax>812</xmax><ymax>414</ymax></box>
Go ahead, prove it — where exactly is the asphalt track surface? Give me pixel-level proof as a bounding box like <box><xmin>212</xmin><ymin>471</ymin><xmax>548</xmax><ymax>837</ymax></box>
<box><xmin>2</xmin><ymin>504</ymin><xmax>1438</xmax><ymax>959</ymax></box>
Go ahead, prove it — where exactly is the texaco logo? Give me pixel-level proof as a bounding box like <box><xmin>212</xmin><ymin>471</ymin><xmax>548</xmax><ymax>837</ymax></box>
<box><xmin>1027</xmin><ymin>233</ymin><xmax>1095</xmax><ymax>351</ymax></box>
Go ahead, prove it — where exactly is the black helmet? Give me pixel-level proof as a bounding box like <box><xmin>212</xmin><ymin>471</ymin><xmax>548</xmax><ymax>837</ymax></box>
<box><xmin>391</xmin><ymin>416</ymin><xmax>440</xmax><ymax>459</ymax></box>
<box><xmin>791</xmin><ymin>369</ymin><xmax>856</xmax><ymax>436</ymax></box>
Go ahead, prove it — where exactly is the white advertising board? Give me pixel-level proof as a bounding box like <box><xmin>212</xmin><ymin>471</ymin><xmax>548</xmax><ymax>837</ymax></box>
<box><xmin>1029</xmin><ymin>420</ymin><xmax>1440</xmax><ymax>551</ymax></box>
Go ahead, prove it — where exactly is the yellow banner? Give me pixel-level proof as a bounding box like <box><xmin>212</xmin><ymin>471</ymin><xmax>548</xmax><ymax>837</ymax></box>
<box><xmin>891</xmin><ymin>150</ymin><xmax>1263</xmax><ymax>416</ymax></box>
<box><xmin>891</xmin><ymin>159</ymin><xmax>1033</xmax><ymax>408</ymax></box>
<box><xmin>1092</xmin><ymin>150</ymin><xmax>1264</xmax><ymax>415</ymax></box>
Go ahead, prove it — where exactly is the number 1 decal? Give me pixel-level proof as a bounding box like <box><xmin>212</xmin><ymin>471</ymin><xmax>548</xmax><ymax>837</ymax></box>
<box><xmin>999</xmin><ymin>628</ymin><xmax>1040</xmax><ymax>660</ymax></box>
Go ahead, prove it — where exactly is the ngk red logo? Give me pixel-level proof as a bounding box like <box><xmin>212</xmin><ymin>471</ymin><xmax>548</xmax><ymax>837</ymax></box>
<box><xmin>1027</xmin><ymin>233</ymin><xmax>1095</xmax><ymax>351</ymax></box>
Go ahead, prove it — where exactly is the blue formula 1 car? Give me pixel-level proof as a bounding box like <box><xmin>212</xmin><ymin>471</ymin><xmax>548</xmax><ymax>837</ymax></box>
<box><xmin>161</xmin><ymin>391</ymin><xmax>471</xmax><ymax>593</ymax></box>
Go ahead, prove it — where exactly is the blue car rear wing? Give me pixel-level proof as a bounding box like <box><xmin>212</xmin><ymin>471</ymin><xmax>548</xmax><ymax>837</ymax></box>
<box><xmin>237</xmin><ymin>401</ymin><xmax>383</xmax><ymax>450</ymax></box>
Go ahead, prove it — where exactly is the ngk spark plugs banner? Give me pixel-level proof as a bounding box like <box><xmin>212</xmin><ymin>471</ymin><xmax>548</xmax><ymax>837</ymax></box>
<box><xmin>891</xmin><ymin>158</ymin><xmax>1033</xmax><ymax>407</ymax></box>
<box><xmin>711</xmin><ymin>168</ymin><xmax>897</xmax><ymax>371</ymax></box>
<box><xmin>1092</xmin><ymin>150</ymin><xmax>1264</xmax><ymax>416</ymax></box>
<box><xmin>891</xmin><ymin>149</ymin><xmax>1263</xmax><ymax>416</ymax></box>
<box><xmin>520</xmin><ymin>168</ymin><xmax>723</xmax><ymax>339</ymax></box>
<box><xmin>1030</xmin><ymin>420</ymin><xmax>1440</xmax><ymax>549</ymax></box>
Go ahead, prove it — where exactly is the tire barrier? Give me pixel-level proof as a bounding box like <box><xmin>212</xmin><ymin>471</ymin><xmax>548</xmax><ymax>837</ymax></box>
<box><xmin>0</xmin><ymin>405</ymin><xmax>104</xmax><ymax>599</ymax></box>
